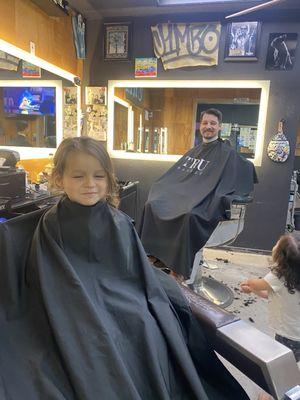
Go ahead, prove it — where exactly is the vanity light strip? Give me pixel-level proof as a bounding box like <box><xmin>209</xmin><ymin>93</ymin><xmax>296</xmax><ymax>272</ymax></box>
<box><xmin>0</xmin><ymin>39</ymin><xmax>77</xmax><ymax>83</ymax></box>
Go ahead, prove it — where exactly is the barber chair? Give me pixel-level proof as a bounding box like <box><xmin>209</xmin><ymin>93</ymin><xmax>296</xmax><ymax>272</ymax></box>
<box><xmin>179</xmin><ymin>281</ymin><xmax>300</xmax><ymax>400</ymax></box>
<box><xmin>2</xmin><ymin>209</ymin><xmax>299</xmax><ymax>400</ymax></box>
<box><xmin>185</xmin><ymin>195</ymin><xmax>253</xmax><ymax>308</ymax></box>
<box><xmin>118</xmin><ymin>180</ymin><xmax>139</xmax><ymax>223</ymax></box>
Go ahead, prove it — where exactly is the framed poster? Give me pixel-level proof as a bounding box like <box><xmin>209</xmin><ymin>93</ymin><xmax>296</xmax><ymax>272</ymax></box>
<box><xmin>135</xmin><ymin>58</ymin><xmax>157</xmax><ymax>78</ymax></box>
<box><xmin>85</xmin><ymin>87</ymin><xmax>107</xmax><ymax>105</ymax></box>
<box><xmin>224</xmin><ymin>21</ymin><xmax>261</xmax><ymax>61</ymax></box>
<box><xmin>64</xmin><ymin>87</ymin><xmax>77</xmax><ymax>105</ymax></box>
<box><xmin>265</xmin><ymin>33</ymin><xmax>298</xmax><ymax>71</ymax></box>
<box><xmin>22</xmin><ymin>61</ymin><xmax>41</xmax><ymax>78</ymax></box>
<box><xmin>87</xmin><ymin>105</ymin><xmax>107</xmax><ymax>141</ymax></box>
<box><xmin>104</xmin><ymin>22</ymin><xmax>132</xmax><ymax>61</ymax></box>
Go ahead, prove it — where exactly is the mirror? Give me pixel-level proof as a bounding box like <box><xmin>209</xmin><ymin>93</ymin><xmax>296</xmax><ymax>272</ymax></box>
<box><xmin>0</xmin><ymin>44</ymin><xmax>80</xmax><ymax>159</ymax></box>
<box><xmin>0</xmin><ymin>84</ymin><xmax>57</xmax><ymax>148</ymax></box>
<box><xmin>108</xmin><ymin>80</ymin><xmax>270</xmax><ymax>166</ymax></box>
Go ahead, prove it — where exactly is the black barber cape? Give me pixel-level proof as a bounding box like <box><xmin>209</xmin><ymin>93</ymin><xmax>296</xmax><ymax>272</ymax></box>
<box><xmin>0</xmin><ymin>197</ymin><xmax>249</xmax><ymax>399</ymax></box>
<box><xmin>140</xmin><ymin>139</ymin><xmax>256</xmax><ymax>277</ymax></box>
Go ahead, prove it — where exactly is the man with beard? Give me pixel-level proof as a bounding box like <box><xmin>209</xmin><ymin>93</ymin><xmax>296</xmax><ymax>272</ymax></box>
<box><xmin>140</xmin><ymin>108</ymin><xmax>257</xmax><ymax>278</ymax></box>
<box><xmin>198</xmin><ymin>108</ymin><xmax>221</xmax><ymax>143</ymax></box>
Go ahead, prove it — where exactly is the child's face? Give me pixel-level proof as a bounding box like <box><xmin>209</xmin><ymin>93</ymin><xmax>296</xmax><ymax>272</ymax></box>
<box><xmin>57</xmin><ymin>151</ymin><xmax>108</xmax><ymax>206</ymax></box>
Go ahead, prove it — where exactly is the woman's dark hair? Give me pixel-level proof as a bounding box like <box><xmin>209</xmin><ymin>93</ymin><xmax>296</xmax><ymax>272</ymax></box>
<box><xmin>272</xmin><ymin>233</ymin><xmax>300</xmax><ymax>293</ymax></box>
<box><xmin>51</xmin><ymin>137</ymin><xmax>119</xmax><ymax>208</ymax></box>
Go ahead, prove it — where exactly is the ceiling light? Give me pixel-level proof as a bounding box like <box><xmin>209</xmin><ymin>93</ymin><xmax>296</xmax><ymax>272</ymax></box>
<box><xmin>226</xmin><ymin>0</ymin><xmax>283</xmax><ymax>19</ymax></box>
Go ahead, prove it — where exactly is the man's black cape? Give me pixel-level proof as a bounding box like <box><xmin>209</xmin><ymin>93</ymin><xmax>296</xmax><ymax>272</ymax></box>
<box><xmin>0</xmin><ymin>197</ymin><xmax>249</xmax><ymax>399</ymax></box>
<box><xmin>140</xmin><ymin>139</ymin><xmax>257</xmax><ymax>278</ymax></box>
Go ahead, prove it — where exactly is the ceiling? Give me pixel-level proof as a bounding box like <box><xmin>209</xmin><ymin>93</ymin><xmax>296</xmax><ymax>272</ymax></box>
<box><xmin>67</xmin><ymin>0</ymin><xmax>300</xmax><ymax>20</ymax></box>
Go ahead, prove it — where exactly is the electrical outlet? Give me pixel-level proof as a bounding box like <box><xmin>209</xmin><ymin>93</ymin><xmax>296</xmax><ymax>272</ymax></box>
<box><xmin>29</xmin><ymin>41</ymin><xmax>35</xmax><ymax>55</ymax></box>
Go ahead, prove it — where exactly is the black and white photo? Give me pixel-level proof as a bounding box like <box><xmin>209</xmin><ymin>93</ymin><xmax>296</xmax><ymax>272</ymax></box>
<box><xmin>225</xmin><ymin>21</ymin><xmax>261</xmax><ymax>61</ymax></box>
<box><xmin>265</xmin><ymin>33</ymin><xmax>298</xmax><ymax>71</ymax></box>
<box><xmin>104</xmin><ymin>22</ymin><xmax>132</xmax><ymax>61</ymax></box>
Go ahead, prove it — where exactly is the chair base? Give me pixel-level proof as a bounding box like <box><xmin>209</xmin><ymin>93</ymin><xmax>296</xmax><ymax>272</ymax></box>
<box><xmin>190</xmin><ymin>276</ymin><xmax>234</xmax><ymax>308</ymax></box>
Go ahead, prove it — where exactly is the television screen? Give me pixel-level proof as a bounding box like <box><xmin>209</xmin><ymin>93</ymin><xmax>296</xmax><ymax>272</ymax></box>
<box><xmin>3</xmin><ymin>87</ymin><xmax>56</xmax><ymax>116</ymax></box>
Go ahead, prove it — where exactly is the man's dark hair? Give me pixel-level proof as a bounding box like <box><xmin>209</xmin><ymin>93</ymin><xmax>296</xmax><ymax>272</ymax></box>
<box><xmin>199</xmin><ymin>108</ymin><xmax>222</xmax><ymax>124</ymax></box>
<box><xmin>16</xmin><ymin>120</ymin><xmax>29</xmax><ymax>132</ymax></box>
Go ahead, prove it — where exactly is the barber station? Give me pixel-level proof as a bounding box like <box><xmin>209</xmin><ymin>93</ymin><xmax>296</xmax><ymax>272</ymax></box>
<box><xmin>0</xmin><ymin>1</ymin><xmax>300</xmax><ymax>399</ymax></box>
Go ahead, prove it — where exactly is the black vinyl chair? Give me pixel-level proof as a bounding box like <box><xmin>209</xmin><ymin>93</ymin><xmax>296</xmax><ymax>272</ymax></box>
<box><xmin>2</xmin><ymin>209</ymin><xmax>299</xmax><ymax>400</ymax></box>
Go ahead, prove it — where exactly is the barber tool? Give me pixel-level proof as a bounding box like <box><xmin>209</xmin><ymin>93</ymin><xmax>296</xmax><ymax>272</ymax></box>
<box><xmin>267</xmin><ymin>118</ymin><xmax>290</xmax><ymax>162</ymax></box>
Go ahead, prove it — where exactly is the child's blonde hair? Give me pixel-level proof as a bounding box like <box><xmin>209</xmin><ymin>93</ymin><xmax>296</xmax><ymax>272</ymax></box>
<box><xmin>51</xmin><ymin>137</ymin><xmax>119</xmax><ymax>208</ymax></box>
<box><xmin>272</xmin><ymin>233</ymin><xmax>300</xmax><ymax>293</ymax></box>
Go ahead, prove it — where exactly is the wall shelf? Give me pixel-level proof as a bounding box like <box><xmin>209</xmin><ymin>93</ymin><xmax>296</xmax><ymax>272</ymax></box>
<box><xmin>30</xmin><ymin>0</ymin><xmax>68</xmax><ymax>17</ymax></box>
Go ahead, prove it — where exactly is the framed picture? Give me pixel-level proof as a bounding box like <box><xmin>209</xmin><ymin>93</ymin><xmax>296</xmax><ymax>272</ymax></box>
<box><xmin>224</xmin><ymin>21</ymin><xmax>261</xmax><ymax>61</ymax></box>
<box><xmin>135</xmin><ymin>58</ymin><xmax>157</xmax><ymax>78</ymax></box>
<box><xmin>104</xmin><ymin>22</ymin><xmax>132</xmax><ymax>61</ymax></box>
<box><xmin>21</xmin><ymin>61</ymin><xmax>41</xmax><ymax>78</ymax></box>
<box><xmin>64</xmin><ymin>87</ymin><xmax>77</xmax><ymax>105</ymax></box>
<box><xmin>85</xmin><ymin>87</ymin><xmax>107</xmax><ymax>106</ymax></box>
<box><xmin>265</xmin><ymin>33</ymin><xmax>298</xmax><ymax>71</ymax></box>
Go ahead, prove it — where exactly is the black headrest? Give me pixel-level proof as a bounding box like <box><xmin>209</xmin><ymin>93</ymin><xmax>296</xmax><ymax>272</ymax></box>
<box><xmin>0</xmin><ymin>149</ymin><xmax>20</xmax><ymax>168</ymax></box>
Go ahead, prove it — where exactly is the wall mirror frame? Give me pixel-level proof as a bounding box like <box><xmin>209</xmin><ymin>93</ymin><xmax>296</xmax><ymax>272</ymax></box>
<box><xmin>108</xmin><ymin>80</ymin><xmax>270</xmax><ymax>166</ymax></box>
<box><xmin>0</xmin><ymin>39</ymin><xmax>81</xmax><ymax>159</ymax></box>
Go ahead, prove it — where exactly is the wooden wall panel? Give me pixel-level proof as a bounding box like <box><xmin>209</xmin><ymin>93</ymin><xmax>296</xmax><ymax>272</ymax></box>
<box><xmin>0</xmin><ymin>2</ymin><xmax>17</xmax><ymax>44</ymax></box>
<box><xmin>0</xmin><ymin>0</ymin><xmax>82</xmax><ymax>77</ymax></box>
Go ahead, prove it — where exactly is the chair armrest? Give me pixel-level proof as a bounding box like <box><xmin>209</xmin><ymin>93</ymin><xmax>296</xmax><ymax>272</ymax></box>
<box><xmin>222</xmin><ymin>195</ymin><xmax>253</xmax><ymax>220</ymax></box>
<box><xmin>179</xmin><ymin>283</ymin><xmax>239</xmax><ymax>331</ymax></box>
<box><xmin>179</xmin><ymin>282</ymin><xmax>300</xmax><ymax>400</ymax></box>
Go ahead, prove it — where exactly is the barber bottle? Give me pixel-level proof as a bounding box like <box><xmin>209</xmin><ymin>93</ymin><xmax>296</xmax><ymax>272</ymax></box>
<box><xmin>144</xmin><ymin>128</ymin><xmax>150</xmax><ymax>153</ymax></box>
<box><xmin>231</xmin><ymin>123</ymin><xmax>240</xmax><ymax>151</ymax></box>
<box><xmin>153</xmin><ymin>128</ymin><xmax>159</xmax><ymax>153</ymax></box>
<box><xmin>137</xmin><ymin>127</ymin><xmax>143</xmax><ymax>152</ymax></box>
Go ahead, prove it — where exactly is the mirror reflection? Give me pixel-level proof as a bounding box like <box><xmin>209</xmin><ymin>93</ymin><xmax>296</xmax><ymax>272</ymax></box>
<box><xmin>0</xmin><ymin>86</ymin><xmax>56</xmax><ymax>148</ymax></box>
<box><xmin>113</xmin><ymin>87</ymin><xmax>261</xmax><ymax>159</ymax></box>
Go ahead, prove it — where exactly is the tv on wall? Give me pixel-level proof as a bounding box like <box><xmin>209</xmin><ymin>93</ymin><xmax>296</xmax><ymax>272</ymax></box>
<box><xmin>3</xmin><ymin>87</ymin><xmax>56</xmax><ymax>116</ymax></box>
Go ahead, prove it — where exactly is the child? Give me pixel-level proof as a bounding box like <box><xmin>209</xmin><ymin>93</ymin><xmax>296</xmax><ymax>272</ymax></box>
<box><xmin>240</xmin><ymin>233</ymin><xmax>300</xmax><ymax>362</ymax></box>
<box><xmin>0</xmin><ymin>137</ymin><xmax>249</xmax><ymax>399</ymax></box>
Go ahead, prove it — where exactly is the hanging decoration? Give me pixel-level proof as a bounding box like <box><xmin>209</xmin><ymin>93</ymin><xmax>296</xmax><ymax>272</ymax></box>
<box><xmin>151</xmin><ymin>22</ymin><xmax>221</xmax><ymax>70</ymax></box>
<box><xmin>267</xmin><ymin>119</ymin><xmax>290</xmax><ymax>162</ymax></box>
<box><xmin>72</xmin><ymin>13</ymin><xmax>86</xmax><ymax>59</ymax></box>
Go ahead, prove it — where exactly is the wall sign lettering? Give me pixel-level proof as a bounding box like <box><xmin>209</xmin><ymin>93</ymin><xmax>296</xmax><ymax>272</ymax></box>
<box><xmin>151</xmin><ymin>22</ymin><xmax>221</xmax><ymax>69</ymax></box>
